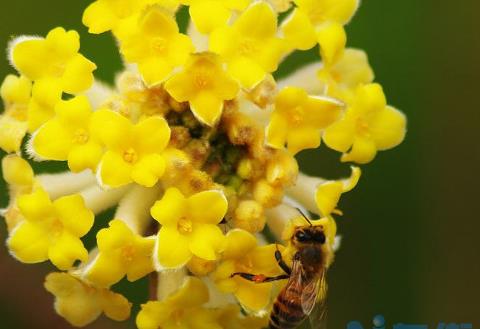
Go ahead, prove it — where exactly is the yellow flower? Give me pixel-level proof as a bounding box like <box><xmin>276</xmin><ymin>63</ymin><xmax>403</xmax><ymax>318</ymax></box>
<box><xmin>318</xmin><ymin>48</ymin><xmax>375</xmax><ymax>100</ymax></box>
<box><xmin>91</xmin><ymin>109</ymin><xmax>170</xmax><ymax>188</ymax></box>
<box><xmin>315</xmin><ymin>166</ymin><xmax>361</xmax><ymax>216</ymax></box>
<box><xmin>31</xmin><ymin>95</ymin><xmax>103</xmax><ymax>173</ymax></box>
<box><xmin>44</xmin><ymin>272</ymin><xmax>131</xmax><ymax>327</ymax></box>
<box><xmin>7</xmin><ymin>188</ymin><xmax>94</xmax><ymax>270</ymax></box>
<box><xmin>0</xmin><ymin>75</ymin><xmax>31</xmax><ymax>152</ymax></box>
<box><xmin>212</xmin><ymin>229</ymin><xmax>282</xmax><ymax>311</ymax></box>
<box><xmin>11</xmin><ymin>27</ymin><xmax>96</xmax><ymax>95</ymax></box>
<box><xmin>85</xmin><ymin>219</ymin><xmax>155</xmax><ymax>287</ymax></box>
<box><xmin>323</xmin><ymin>83</ymin><xmax>407</xmax><ymax>164</ymax></box>
<box><xmin>282</xmin><ymin>0</ymin><xmax>359</xmax><ymax>53</ymax></box>
<box><xmin>136</xmin><ymin>276</ymin><xmax>221</xmax><ymax>329</ymax></box>
<box><xmin>117</xmin><ymin>6</ymin><xmax>194</xmax><ymax>87</ymax></box>
<box><xmin>83</xmin><ymin>0</ymin><xmax>150</xmax><ymax>34</ymax></box>
<box><xmin>151</xmin><ymin>187</ymin><xmax>227</xmax><ymax>269</ymax></box>
<box><xmin>215</xmin><ymin>304</ymin><xmax>269</xmax><ymax>329</ymax></box>
<box><xmin>209</xmin><ymin>2</ymin><xmax>286</xmax><ymax>89</ymax></box>
<box><xmin>266</xmin><ymin>87</ymin><xmax>343</xmax><ymax>154</ymax></box>
<box><xmin>165</xmin><ymin>52</ymin><xmax>239</xmax><ymax>126</ymax></box>
<box><xmin>182</xmin><ymin>0</ymin><xmax>251</xmax><ymax>34</ymax></box>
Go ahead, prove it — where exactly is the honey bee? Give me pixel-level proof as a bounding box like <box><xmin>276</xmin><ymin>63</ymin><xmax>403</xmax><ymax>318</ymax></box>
<box><xmin>232</xmin><ymin>213</ymin><xmax>334</xmax><ymax>329</ymax></box>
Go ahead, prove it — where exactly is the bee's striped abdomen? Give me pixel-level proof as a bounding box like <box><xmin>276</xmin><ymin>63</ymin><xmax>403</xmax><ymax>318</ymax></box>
<box><xmin>269</xmin><ymin>291</ymin><xmax>307</xmax><ymax>329</ymax></box>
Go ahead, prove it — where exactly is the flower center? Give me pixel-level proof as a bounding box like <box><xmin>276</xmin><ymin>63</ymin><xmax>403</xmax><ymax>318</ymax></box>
<box><xmin>177</xmin><ymin>218</ymin><xmax>193</xmax><ymax>234</ymax></box>
<box><xmin>289</xmin><ymin>106</ymin><xmax>304</xmax><ymax>125</ymax></box>
<box><xmin>151</xmin><ymin>37</ymin><xmax>168</xmax><ymax>55</ymax></box>
<box><xmin>50</xmin><ymin>62</ymin><xmax>66</xmax><ymax>77</ymax></box>
<box><xmin>9</xmin><ymin>105</ymin><xmax>28</xmax><ymax>121</ymax></box>
<box><xmin>72</xmin><ymin>128</ymin><xmax>89</xmax><ymax>144</ymax></box>
<box><xmin>123</xmin><ymin>148</ymin><xmax>138</xmax><ymax>163</ymax></box>
<box><xmin>239</xmin><ymin>38</ymin><xmax>257</xmax><ymax>56</ymax></box>
<box><xmin>121</xmin><ymin>244</ymin><xmax>135</xmax><ymax>263</ymax></box>
<box><xmin>51</xmin><ymin>219</ymin><xmax>63</xmax><ymax>237</ymax></box>
<box><xmin>356</xmin><ymin>117</ymin><xmax>370</xmax><ymax>136</ymax></box>
<box><xmin>193</xmin><ymin>73</ymin><xmax>212</xmax><ymax>89</ymax></box>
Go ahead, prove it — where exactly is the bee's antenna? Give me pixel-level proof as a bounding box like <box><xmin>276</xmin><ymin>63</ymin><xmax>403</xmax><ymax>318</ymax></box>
<box><xmin>295</xmin><ymin>207</ymin><xmax>312</xmax><ymax>226</ymax></box>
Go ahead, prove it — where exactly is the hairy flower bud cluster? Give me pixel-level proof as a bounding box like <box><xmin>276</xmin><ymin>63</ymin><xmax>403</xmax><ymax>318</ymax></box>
<box><xmin>0</xmin><ymin>0</ymin><xmax>406</xmax><ymax>328</ymax></box>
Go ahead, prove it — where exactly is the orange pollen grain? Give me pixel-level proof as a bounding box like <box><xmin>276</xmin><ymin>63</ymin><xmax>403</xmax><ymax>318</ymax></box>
<box><xmin>121</xmin><ymin>245</ymin><xmax>136</xmax><ymax>263</ymax></box>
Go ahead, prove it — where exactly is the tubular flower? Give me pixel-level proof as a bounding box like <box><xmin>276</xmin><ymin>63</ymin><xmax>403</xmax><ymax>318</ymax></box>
<box><xmin>91</xmin><ymin>109</ymin><xmax>170</xmax><ymax>188</ymax></box>
<box><xmin>266</xmin><ymin>86</ymin><xmax>344</xmax><ymax>154</ymax></box>
<box><xmin>151</xmin><ymin>187</ymin><xmax>227</xmax><ymax>269</ymax></box>
<box><xmin>323</xmin><ymin>83</ymin><xmax>407</xmax><ymax>164</ymax></box>
<box><xmin>165</xmin><ymin>52</ymin><xmax>239</xmax><ymax>126</ymax></box>
<box><xmin>209</xmin><ymin>2</ymin><xmax>286</xmax><ymax>89</ymax></box>
<box><xmin>137</xmin><ymin>277</ymin><xmax>220</xmax><ymax>329</ymax></box>
<box><xmin>282</xmin><ymin>0</ymin><xmax>359</xmax><ymax>58</ymax></box>
<box><xmin>315</xmin><ymin>166</ymin><xmax>361</xmax><ymax>216</ymax></box>
<box><xmin>85</xmin><ymin>219</ymin><xmax>155</xmax><ymax>287</ymax></box>
<box><xmin>31</xmin><ymin>96</ymin><xmax>103</xmax><ymax>172</ymax></box>
<box><xmin>83</xmin><ymin>0</ymin><xmax>159</xmax><ymax>34</ymax></box>
<box><xmin>182</xmin><ymin>0</ymin><xmax>251</xmax><ymax>34</ymax></box>
<box><xmin>212</xmin><ymin>229</ymin><xmax>282</xmax><ymax>312</ymax></box>
<box><xmin>11</xmin><ymin>27</ymin><xmax>96</xmax><ymax>95</ymax></box>
<box><xmin>318</xmin><ymin>48</ymin><xmax>375</xmax><ymax>100</ymax></box>
<box><xmin>1</xmin><ymin>0</ymin><xmax>406</xmax><ymax>327</ymax></box>
<box><xmin>45</xmin><ymin>272</ymin><xmax>131</xmax><ymax>327</ymax></box>
<box><xmin>7</xmin><ymin>188</ymin><xmax>94</xmax><ymax>270</ymax></box>
<box><xmin>0</xmin><ymin>75</ymin><xmax>31</xmax><ymax>153</ymax></box>
<box><xmin>117</xmin><ymin>6</ymin><xmax>194</xmax><ymax>87</ymax></box>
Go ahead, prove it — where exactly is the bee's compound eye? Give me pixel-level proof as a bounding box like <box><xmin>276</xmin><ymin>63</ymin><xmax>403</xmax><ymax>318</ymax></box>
<box><xmin>314</xmin><ymin>232</ymin><xmax>326</xmax><ymax>244</ymax></box>
<box><xmin>295</xmin><ymin>231</ymin><xmax>307</xmax><ymax>242</ymax></box>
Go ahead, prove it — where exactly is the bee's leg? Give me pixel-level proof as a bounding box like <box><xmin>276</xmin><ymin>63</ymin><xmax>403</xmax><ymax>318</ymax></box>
<box><xmin>275</xmin><ymin>244</ymin><xmax>291</xmax><ymax>275</ymax></box>
<box><xmin>230</xmin><ymin>273</ymin><xmax>290</xmax><ymax>283</ymax></box>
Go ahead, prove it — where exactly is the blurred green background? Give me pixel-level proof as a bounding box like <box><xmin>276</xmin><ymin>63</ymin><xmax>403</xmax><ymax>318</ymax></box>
<box><xmin>0</xmin><ymin>0</ymin><xmax>479</xmax><ymax>328</ymax></box>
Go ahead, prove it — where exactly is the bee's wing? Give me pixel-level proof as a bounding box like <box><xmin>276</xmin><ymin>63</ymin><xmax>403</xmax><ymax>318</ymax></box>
<box><xmin>305</xmin><ymin>271</ymin><xmax>328</xmax><ymax>329</ymax></box>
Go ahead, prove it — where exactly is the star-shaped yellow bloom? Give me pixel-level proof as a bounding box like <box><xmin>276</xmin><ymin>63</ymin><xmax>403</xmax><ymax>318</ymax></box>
<box><xmin>117</xmin><ymin>6</ymin><xmax>194</xmax><ymax>86</ymax></box>
<box><xmin>323</xmin><ymin>83</ymin><xmax>407</xmax><ymax>164</ymax></box>
<box><xmin>0</xmin><ymin>75</ymin><xmax>31</xmax><ymax>153</ymax></box>
<box><xmin>7</xmin><ymin>188</ymin><xmax>94</xmax><ymax>270</ymax></box>
<box><xmin>282</xmin><ymin>0</ymin><xmax>359</xmax><ymax>63</ymax></box>
<box><xmin>266</xmin><ymin>87</ymin><xmax>343</xmax><ymax>154</ymax></box>
<box><xmin>151</xmin><ymin>187</ymin><xmax>227</xmax><ymax>269</ymax></box>
<box><xmin>318</xmin><ymin>48</ymin><xmax>375</xmax><ymax>101</ymax></box>
<box><xmin>85</xmin><ymin>219</ymin><xmax>155</xmax><ymax>287</ymax></box>
<box><xmin>165</xmin><ymin>52</ymin><xmax>239</xmax><ymax>126</ymax></box>
<box><xmin>45</xmin><ymin>272</ymin><xmax>131</xmax><ymax>327</ymax></box>
<box><xmin>31</xmin><ymin>95</ymin><xmax>103</xmax><ymax>173</ymax></box>
<box><xmin>209</xmin><ymin>2</ymin><xmax>286</xmax><ymax>89</ymax></box>
<box><xmin>181</xmin><ymin>0</ymin><xmax>250</xmax><ymax>34</ymax></box>
<box><xmin>11</xmin><ymin>27</ymin><xmax>96</xmax><ymax>95</ymax></box>
<box><xmin>212</xmin><ymin>229</ymin><xmax>282</xmax><ymax>312</ymax></box>
<box><xmin>315</xmin><ymin>166</ymin><xmax>361</xmax><ymax>216</ymax></box>
<box><xmin>136</xmin><ymin>277</ymin><xmax>220</xmax><ymax>329</ymax></box>
<box><xmin>91</xmin><ymin>109</ymin><xmax>170</xmax><ymax>188</ymax></box>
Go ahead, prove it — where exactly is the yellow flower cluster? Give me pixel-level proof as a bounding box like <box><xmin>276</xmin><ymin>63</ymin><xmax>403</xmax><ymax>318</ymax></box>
<box><xmin>0</xmin><ymin>0</ymin><xmax>407</xmax><ymax>328</ymax></box>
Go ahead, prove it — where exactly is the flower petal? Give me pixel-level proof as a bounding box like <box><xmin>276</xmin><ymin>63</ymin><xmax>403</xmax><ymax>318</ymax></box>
<box><xmin>156</xmin><ymin>226</ymin><xmax>192</xmax><ymax>268</ymax></box>
<box><xmin>223</xmin><ymin>229</ymin><xmax>257</xmax><ymax>259</ymax></box>
<box><xmin>7</xmin><ymin>221</ymin><xmax>50</xmax><ymax>263</ymax></box>
<box><xmin>99</xmin><ymin>150</ymin><xmax>134</xmax><ymax>188</ymax></box>
<box><xmin>131</xmin><ymin>153</ymin><xmax>166</xmax><ymax>187</ymax></box>
<box><xmin>48</xmin><ymin>232</ymin><xmax>88</xmax><ymax>270</ymax></box>
<box><xmin>369</xmin><ymin>106</ymin><xmax>407</xmax><ymax>150</ymax></box>
<box><xmin>133</xmin><ymin>116</ymin><xmax>171</xmax><ymax>154</ymax></box>
<box><xmin>53</xmin><ymin>194</ymin><xmax>94</xmax><ymax>237</ymax></box>
<box><xmin>150</xmin><ymin>187</ymin><xmax>186</xmax><ymax>226</ymax></box>
<box><xmin>86</xmin><ymin>253</ymin><xmax>125</xmax><ymax>288</ymax></box>
<box><xmin>188</xmin><ymin>190</ymin><xmax>228</xmax><ymax>225</ymax></box>
<box><xmin>341</xmin><ymin>136</ymin><xmax>377</xmax><ymax>164</ymax></box>
<box><xmin>190</xmin><ymin>92</ymin><xmax>224</xmax><ymax>126</ymax></box>
<box><xmin>190</xmin><ymin>1</ymin><xmax>231</xmax><ymax>34</ymax></box>
<box><xmin>189</xmin><ymin>224</ymin><xmax>225</xmax><ymax>261</ymax></box>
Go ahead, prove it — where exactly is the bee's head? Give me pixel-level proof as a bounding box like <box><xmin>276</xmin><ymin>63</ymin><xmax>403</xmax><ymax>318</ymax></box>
<box><xmin>292</xmin><ymin>225</ymin><xmax>326</xmax><ymax>245</ymax></box>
